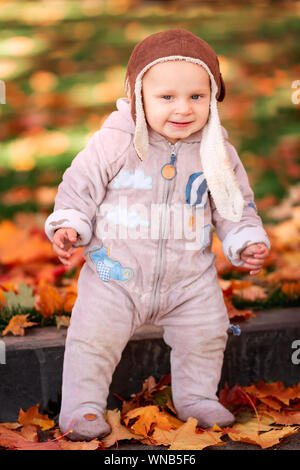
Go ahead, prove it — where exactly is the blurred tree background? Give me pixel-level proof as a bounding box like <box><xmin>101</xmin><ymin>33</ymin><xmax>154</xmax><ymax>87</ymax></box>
<box><xmin>0</xmin><ymin>0</ymin><xmax>299</xmax><ymax>219</ymax></box>
<box><xmin>0</xmin><ymin>0</ymin><xmax>299</xmax><ymax>332</ymax></box>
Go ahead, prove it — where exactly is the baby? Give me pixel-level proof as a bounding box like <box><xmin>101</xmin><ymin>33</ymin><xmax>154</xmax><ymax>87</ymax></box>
<box><xmin>45</xmin><ymin>28</ymin><xmax>270</xmax><ymax>440</ymax></box>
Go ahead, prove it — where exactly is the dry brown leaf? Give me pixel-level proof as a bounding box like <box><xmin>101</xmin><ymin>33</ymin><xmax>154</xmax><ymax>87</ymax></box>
<box><xmin>2</xmin><ymin>314</ymin><xmax>37</xmax><ymax>336</ymax></box>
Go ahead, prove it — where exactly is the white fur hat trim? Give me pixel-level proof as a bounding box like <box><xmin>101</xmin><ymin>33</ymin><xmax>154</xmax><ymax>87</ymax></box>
<box><xmin>133</xmin><ymin>55</ymin><xmax>244</xmax><ymax>222</ymax></box>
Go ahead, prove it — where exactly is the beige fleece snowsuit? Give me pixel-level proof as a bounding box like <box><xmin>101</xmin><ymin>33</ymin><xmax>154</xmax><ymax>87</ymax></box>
<box><xmin>45</xmin><ymin>97</ymin><xmax>270</xmax><ymax>438</ymax></box>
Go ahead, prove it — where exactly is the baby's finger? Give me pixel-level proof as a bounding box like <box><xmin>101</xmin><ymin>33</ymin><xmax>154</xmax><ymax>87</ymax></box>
<box><xmin>254</xmin><ymin>249</ymin><xmax>268</xmax><ymax>258</ymax></box>
<box><xmin>250</xmin><ymin>268</ymin><xmax>261</xmax><ymax>275</ymax></box>
<box><xmin>53</xmin><ymin>244</ymin><xmax>72</xmax><ymax>259</ymax></box>
<box><xmin>243</xmin><ymin>261</ymin><xmax>264</xmax><ymax>271</ymax></box>
<box><xmin>55</xmin><ymin>230</ymin><xmax>71</xmax><ymax>249</ymax></box>
<box><xmin>58</xmin><ymin>256</ymin><xmax>71</xmax><ymax>266</ymax></box>
<box><xmin>244</xmin><ymin>257</ymin><xmax>264</xmax><ymax>266</ymax></box>
<box><xmin>55</xmin><ymin>228</ymin><xmax>77</xmax><ymax>248</ymax></box>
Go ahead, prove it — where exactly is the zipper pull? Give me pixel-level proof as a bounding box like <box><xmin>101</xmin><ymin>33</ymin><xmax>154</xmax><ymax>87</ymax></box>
<box><xmin>161</xmin><ymin>143</ymin><xmax>177</xmax><ymax>180</ymax></box>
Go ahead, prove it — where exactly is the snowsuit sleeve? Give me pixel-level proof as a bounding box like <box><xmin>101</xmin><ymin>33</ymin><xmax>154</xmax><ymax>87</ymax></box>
<box><xmin>209</xmin><ymin>141</ymin><xmax>271</xmax><ymax>267</ymax></box>
<box><xmin>45</xmin><ymin>131</ymin><xmax>109</xmax><ymax>247</ymax></box>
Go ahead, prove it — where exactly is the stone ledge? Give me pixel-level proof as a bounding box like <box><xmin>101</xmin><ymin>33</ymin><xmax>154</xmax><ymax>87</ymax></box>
<box><xmin>1</xmin><ymin>307</ymin><xmax>300</xmax><ymax>422</ymax></box>
<box><xmin>3</xmin><ymin>306</ymin><xmax>300</xmax><ymax>349</ymax></box>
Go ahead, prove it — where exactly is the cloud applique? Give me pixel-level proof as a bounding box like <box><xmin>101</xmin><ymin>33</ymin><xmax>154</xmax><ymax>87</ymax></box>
<box><xmin>106</xmin><ymin>205</ymin><xmax>149</xmax><ymax>228</ymax></box>
<box><xmin>112</xmin><ymin>169</ymin><xmax>152</xmax><ymax>190</ymax></box>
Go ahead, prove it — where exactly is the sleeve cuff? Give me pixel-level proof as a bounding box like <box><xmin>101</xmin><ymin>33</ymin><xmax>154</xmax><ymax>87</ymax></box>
<box><xmin>222</xmin><ymin>224</ymin><xmax>271</xmax><ymax>267</ymax></box>
<box><xmin>45</xmin><ymin>208</ymin><xmax>93</xmax><ymax>247</ymax></box>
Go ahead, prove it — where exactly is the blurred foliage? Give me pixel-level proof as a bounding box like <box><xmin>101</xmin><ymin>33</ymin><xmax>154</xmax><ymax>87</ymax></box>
<box><xmin>0</xmin><ymin>0</ymin><xmax>299</xmax><ymax>222</ymax></box>
<box><xmin>0</xmin><ymin>1</ymin><xmax>299</xmax><ymax>329</ymax></box>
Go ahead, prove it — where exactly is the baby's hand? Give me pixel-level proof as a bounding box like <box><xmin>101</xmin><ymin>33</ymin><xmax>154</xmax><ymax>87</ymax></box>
<box><xmin>53</xmin><ymin>227</ymin><xmax>78</xmax><ymax>266</ymax></box>
<box><xmin>240</xmin><ymin>242</ymin><xmax>269</xmax><ymax>276</ymax></box>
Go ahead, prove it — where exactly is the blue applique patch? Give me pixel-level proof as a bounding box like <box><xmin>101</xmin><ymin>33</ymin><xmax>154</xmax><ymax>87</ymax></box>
<box><xmin>89</xmin><ymin>246</ymin><xmax>134</xmax><ymax>282</ymax></box>
<box><xmin>229</xmin><ymin>324</ymin><xmax>241</xmax><ymax>336</ymax></box>
<box><xmin>248</xmin><ymin>202</ymin><xmax>257</xmax><ymax>211</ymax></box>
<box><xmin>185</xmin><ymin>172</ymin><xmax>208</xmax><ymax>209</ymax></box>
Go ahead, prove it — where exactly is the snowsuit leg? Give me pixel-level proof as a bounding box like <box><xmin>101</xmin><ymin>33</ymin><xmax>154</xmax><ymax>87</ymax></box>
<box><xmin>59</xmin><ymin>262</ymin><xmax>138</xmax><ymax>440</ymax></box>
<box><xmin>156</xmin><ymin>265</ymin><xmax>234</xmax><ymax>427</ymax></box>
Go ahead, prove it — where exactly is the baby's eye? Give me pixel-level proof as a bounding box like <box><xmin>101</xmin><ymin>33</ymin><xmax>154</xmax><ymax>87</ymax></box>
<box><xmin>162</xmin><ymin>95</ymin><xmax>172</xmax><ymax>100</ymax></box>
<box><xmin>191</xmin><ymin>94</ymin><xmax>201</xmax><ymax>100</ymax></box>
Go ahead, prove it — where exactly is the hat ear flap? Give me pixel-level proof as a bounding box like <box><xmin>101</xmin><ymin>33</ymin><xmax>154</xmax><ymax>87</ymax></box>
<box><xmin>217</xmin><ymin>73</ymin><xmax>226</xmax><ymax>102</ymax></box>
<box><xmin>125</xmin><ymin>76</ymin><xmax>131</xmax><ymax>100</ymax></box>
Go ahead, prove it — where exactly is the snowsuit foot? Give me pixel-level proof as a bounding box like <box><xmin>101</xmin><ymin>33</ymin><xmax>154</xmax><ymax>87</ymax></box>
<box><xmin>60</xmin><ymin>406</ymin><xmax>111</xmax><ymax>441</ymax></box>
<box><xmin>176</xmin><ymin>399</ymin><xmax>235</xmax><ymax>428</ymax></box>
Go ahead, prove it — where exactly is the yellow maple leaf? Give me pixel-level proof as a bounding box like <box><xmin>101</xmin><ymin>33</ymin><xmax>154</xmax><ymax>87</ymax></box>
<box><xmin>168</xmin><ymin>417</ymin><xmax>224</xmax><ymax>450</ymax></box>
<box><xmin>18</xmin><ymin>404</ymin><xmax>55</xmax><ymax>431</ymax></box>
<box><xmin>123</xmin><ymin>405</ymin><xmax>172</xmax><ymax>437</ymax></box>
<box><xmin>102</xmin><ymin>409</ymin><xmax>144</xmax><ymax>448</ymax></box>
<box><xmin>228</xmin><ymin>425</ymin><xmax>298</xmax><ymax>449</ymax></box>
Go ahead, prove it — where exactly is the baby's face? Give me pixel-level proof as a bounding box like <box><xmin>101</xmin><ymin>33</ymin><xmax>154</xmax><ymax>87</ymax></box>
<box><xmin>142</xmin><ymin>60</ymin><xmax>211</xmax><ymax>144</ymax></box>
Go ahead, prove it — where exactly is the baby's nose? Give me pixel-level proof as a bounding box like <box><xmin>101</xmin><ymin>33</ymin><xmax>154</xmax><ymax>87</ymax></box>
<box><xmin>175</xmin><ymin>99</ymin><xmax>192</xmax><ymax>114</ymax></box>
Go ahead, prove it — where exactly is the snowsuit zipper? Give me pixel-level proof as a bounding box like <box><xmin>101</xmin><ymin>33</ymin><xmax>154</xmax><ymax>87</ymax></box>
<box><xmin>149</xmin><ymin>142</ymin><xmax>179</xmax><ymax>320</ymax></box>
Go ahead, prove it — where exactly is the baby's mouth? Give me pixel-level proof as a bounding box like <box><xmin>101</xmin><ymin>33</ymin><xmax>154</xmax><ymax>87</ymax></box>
<box><xmin>169</xmin><ymin>121</ymin><xmax>193</xmax><ymax>127</ymax></box>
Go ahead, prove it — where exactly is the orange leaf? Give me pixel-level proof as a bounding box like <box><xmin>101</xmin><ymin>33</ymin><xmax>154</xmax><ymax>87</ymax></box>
<box><xmin>244</xmin><ymin>381</ymin><xmax>300</xmax><ymax>406</ymax></box>
<box><xmin>0</xmin><ymin>287</ymin><xmax>6</xmax><ymax>305</ymax></box>
<box><xmin>0</xmin><ymin>424</ymin><xmax>28</xmax><ymax>449</ymax></box>
<box><xmin>263</xmin><ymin>409</ymin><xmax>300</xmax><ymax>426</ymax></box>
<box><xmin>102</xmin><ymin>409</ymin><xmax>144</xmax><ymax>448</ymax></box>
<box><xmin>2</xmin><ymin>314</ymin><xmax>37</xmax><ymax>336</ymax></box>
<box><xmin>58</xmin><ymin>438</ymin><xmax>100</xmax><ymax>450</ymax></box>
<box><xmin>18</xmin><ymin>404</ymin><xmax>55</xmax><ymax>431</ymax></box>
<box><xmin>14</xmin><ymin>439</ymin><xmax>62</xmax><ymax>450</ymax></box>
<box><xmin>168</xmin><ymin>417</ymin><xmax>224</xmax><ymax>450</ymax></box>
<box><xmin>228</xmin><ymin>425</ymin><xmax>298</xmax><ymax>449</ymax></box>
<box><xmin>36</xmin><ymin>279</ymin><xmax>64</xmax><ymax>318</ymax></box>
<box><xmin>20</xmin><ymin>424</ymin><xmax>39</xmax><ymax>442</ymax></box>
<box><xmin>281</xmin><ymin>281</ymin><xmax>300</xmax><ymax>299</ymax></box>
<box><xmin>0</xmin><ymin>220</ymin><xmax>54</xmax><ymax>265</ymax></box>
<box><xmin>124</xmin><ymin>405</ymin><xmax>172</xmax><ymax>437</ymax></box>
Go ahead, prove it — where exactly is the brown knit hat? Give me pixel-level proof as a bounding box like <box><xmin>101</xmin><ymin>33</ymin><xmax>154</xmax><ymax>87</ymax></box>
<box><xmin>124</xmin><ymin>28</ymin><xmax>244</xmax><ymax>222</ymax></box>
<box><xmin>125</xmin><ymin>28</ymin><xmax>226</xmax><ymax>123</ymax></box>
